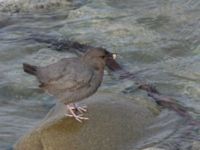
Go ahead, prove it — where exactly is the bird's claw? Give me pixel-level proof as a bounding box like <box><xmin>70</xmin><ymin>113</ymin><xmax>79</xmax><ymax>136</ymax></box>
<box><xmin>65</xmin><ymin>113</ymin><xmax>89</xmax><ymax>123</ymax></box>
<box><xmin>65</xmin><ymin>104</ymin><xmax>89</xmax><ymax>123</ymax></box>
<box><xmin>69</xmin><ymin>104</ymin><xmax>87</xmax><ymax>114</ymax></box>
<box><xmin>75</xmin><ymin>105</ymin><xmax>87</xmax><ymax>113</ymax></box>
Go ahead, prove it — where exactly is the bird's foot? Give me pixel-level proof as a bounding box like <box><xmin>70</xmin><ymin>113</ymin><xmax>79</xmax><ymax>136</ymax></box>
<box><xmin>68</xmin><ymin>103</ymin><xmax>87</xmax><ymax>114</ymax></box>
<box><xmin>74</xmin><ymin>104</ymin><xmax>87</xmax><ymax>114</ymax></box>
<box><xmin>65</xmin><ymin>104</ymin><xmax>89</xmax><ymax>123</ymax></box>
<box><xmin>65</xmin><ymin>113</ymin><xmax>89</xmax><ymax>123</ymax></box>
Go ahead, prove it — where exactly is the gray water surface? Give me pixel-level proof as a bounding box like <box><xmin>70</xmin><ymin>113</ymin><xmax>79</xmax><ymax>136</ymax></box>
<box><xmin>0</xmin><ymin>0</ymin><xmax>200</xmax><ymax>149</ymax></box>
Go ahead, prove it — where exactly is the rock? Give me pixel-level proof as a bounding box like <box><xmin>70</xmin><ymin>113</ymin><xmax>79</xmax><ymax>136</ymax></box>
<box><xmin>142</xmin><ymin>148</ymin><xmax>166</xmax><ymax>150</ymax></box>
<box><xmin>192</xmin><ymin>141</ymin><xmax>200</xmax><ymax>150</ymax></box>
<box><xmin>0</xmin><ymin>0</ymin><xmax>72</xmax><ymax>12</ymax></box>
<box><xmin>14</xmin><ymin>93</ymin><xmax>158</xmax><ymax>150</ymax></box>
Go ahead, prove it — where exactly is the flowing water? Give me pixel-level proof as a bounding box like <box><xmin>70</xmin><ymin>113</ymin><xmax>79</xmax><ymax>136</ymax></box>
<box><xmin>0</xmin><ymin>0</ymin><xmax>200</xmax><ymax>149</ymax></box>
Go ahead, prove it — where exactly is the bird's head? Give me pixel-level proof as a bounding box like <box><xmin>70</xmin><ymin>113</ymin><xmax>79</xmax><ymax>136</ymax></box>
<box><xmin>82</xmin><ymin>48</ymin><xmax>116</xmax><ymax>71</ymax></box>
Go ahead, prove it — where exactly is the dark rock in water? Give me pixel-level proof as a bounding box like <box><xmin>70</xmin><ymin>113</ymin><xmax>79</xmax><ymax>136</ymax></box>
<box><xmin>0</xmin><ymin>0</ymin><xmax>86</xmax><ymax>12</ymax></box>
<box><xmin>14</xmin><ymin>93</ymin><xmax>158</xmax><ymax>150</ymax></box>
<box><xmin>0</xmin><ymin>18</ymin><xmax>13</xmax><ymax>29</ymax></box>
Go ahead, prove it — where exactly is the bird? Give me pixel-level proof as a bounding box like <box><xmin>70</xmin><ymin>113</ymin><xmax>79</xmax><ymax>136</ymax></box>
<box><xmin>23</xmin><ymin>48</ymin><xmax>116</xmax><ymax>122</ymax></box>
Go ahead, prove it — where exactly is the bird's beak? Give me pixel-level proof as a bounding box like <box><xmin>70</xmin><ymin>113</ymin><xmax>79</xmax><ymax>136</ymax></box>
<box><xmin>112</xmin><ymin>53</ymin><xmax>117</xmax><ymax>60</ymax></box>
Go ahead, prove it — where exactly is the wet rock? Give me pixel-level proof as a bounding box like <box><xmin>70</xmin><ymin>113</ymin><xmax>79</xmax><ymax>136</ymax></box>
<box><xmin>14</xmin><ymin>93</ymin><xmax>158</xmax><ymax>150</ymax></box>
<box><xmin>142</xmin><ymin>148</ymin><xmax>166</xmax><ymax>150</ymax></box>
<box><xmin>0</xmin><ymin>17</ymin><xmax>12</xmax><ymax>28</ymax></box>
<box><xmin>0</xmin><ymin>0</ymin><xmax>73</xmax><ymax>12</ymax></box>
<box><xmin>192</xmin><ymin>141</ymin><xmax>200</xmax><ymax>150</ymax></box>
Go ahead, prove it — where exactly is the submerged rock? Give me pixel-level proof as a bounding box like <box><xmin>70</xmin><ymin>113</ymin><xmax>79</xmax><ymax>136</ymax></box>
<box><xmin>0</xmin><ymin>0</ymin><xmax>85</xmax><ymax>12</ymax></box>
<box><xmin>14</xmin><ymin>93</ymin><xmax>158</xmax><ymax>150</ymax></box>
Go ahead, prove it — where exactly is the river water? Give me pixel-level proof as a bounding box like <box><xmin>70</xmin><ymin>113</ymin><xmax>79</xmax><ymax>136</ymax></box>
<box><xmin>0</xmin><ymin>0</ymin><xmax>200</xmax><ymax>149</ymax></box>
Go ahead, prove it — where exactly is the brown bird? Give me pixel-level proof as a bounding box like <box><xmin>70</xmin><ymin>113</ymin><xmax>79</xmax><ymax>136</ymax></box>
<box><xmin>23</xmin><ymin>48</ymin><xmax>116</xmax><ymax>122</ymax></box>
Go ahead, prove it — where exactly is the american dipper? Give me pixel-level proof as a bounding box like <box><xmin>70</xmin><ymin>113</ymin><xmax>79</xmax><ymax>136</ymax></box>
<box><xmin>23</xmin><ymin>48</ymin><xmax>116</xmax><ymax>122</ymax></box>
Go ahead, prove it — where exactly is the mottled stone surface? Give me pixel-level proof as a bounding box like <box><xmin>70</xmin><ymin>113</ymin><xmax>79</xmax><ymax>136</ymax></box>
<box><xmin>14</xmin><ymin>93</ymin><xmax>157</xmax><ymax>150</ymax></box>
<box><xmin>192</xmin><ymin>141</ymin><xmax>200</xmax><ymax>150</ymax></box>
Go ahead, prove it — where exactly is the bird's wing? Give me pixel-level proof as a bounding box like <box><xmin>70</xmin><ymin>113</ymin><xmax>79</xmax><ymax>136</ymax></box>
<box><xmin>36</xmin><ymin>58</ymin><xmax>94</xmax><ymax>90</ymax></box>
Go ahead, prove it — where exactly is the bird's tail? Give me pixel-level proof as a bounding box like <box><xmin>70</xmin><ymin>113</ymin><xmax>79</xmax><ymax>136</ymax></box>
<box><xmin>23</xmin><ymin>63</ymin><xmax>38</xmax><ymax>76</ymax></box>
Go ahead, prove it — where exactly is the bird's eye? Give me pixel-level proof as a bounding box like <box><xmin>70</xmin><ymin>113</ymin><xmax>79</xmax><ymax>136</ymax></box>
<box><xmin>100</xmin><ymin>56</ymin><xmax>105</xmax><ymax>59</ymax></box>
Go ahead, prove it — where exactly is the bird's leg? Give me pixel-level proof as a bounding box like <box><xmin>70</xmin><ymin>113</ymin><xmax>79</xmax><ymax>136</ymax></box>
<box><xmin>65</xmin><ymin>104</ymin><xmax>89</xmax><ymax>123</ymax></box>
<box><xmin>73</xmin><ymin>103</ymin><xmax>87</xmax><ymax>114</ymax></box>
<box><xmin>66</xmin><ymin>103</ymin><xmax>87</xmax><ymax>114</ymax></box>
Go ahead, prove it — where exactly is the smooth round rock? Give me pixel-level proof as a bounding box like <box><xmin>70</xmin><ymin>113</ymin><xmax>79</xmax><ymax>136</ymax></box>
<box><xmin>14</xmin><ymin>93</ymin><xmax>158</xmax><ymax>150</ymax></box>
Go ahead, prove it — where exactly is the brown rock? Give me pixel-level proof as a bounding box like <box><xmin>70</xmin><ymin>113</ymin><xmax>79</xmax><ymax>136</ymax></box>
<box><xmin>14</xmin><ymin>93</ymin><xmax>157</xmax><ymax>150</ymax></box>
